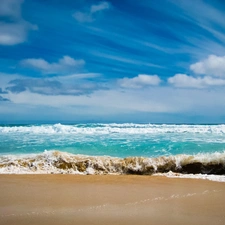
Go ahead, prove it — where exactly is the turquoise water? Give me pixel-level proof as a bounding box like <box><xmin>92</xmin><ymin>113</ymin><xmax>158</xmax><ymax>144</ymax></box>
<box><xmin>1</xmin><ymin>123</ymin><xmax>225</xmax><ymax>157</ymax></box>
<box><xmin>1</xmin><ymin>123</ymin><xmax>225</xmax><ymax>178</ymax></box>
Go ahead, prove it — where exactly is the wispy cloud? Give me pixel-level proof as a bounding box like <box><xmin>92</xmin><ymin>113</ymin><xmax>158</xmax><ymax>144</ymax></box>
<box><xmin>167</xmin><ymin>0</ymin><xmax>225</xmax><ymax>60</ymax></box>
<box><xmin>73</xmin><ymin>1</ymin><xmax>110</xmax><ymax>23</ymax></box>
<box><xmin>0</xmin><ymin>0</ymin><xmax>37</xmax><ymax>45</ymax></box>
<box><xmin>170</xmin><ymin>0</ymin><xmax>225</xmax><ymax>43</ymax></box>
<box><xmin>118</xmin><ymin>74</ymin><xmax>161</xmax><ymax>89</ymax></box>
<box><xmin>20</xmin><ymin>56</ymin><xmax>85</xmax><ymax>74</ymax></box>
<box><xmin>89</xmin><ymin>51</ymin><xmax>161</xmax><ymax>68</ymax></box>
<box><xmin>135</xmin><ymin>0</ymin><xmax>225</xmax><ymax>63</ymax></box>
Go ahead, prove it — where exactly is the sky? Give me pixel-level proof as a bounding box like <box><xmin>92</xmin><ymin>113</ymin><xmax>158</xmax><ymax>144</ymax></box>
<box><xmin>1</xmin><ymin>0</ymin><xmax>225</xmax><ymax>123</ymax></box>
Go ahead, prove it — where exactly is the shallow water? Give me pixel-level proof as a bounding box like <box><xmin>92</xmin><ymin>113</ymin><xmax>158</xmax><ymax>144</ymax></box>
<box><xmin>1</xmin><ymin>123</ymin><xmax>225</xmax><ymax>180</ymax></box>
<box><xmin>1</xmin><ymin>123</ymin><xmax>225</xmax><ymax>157</ymax></box>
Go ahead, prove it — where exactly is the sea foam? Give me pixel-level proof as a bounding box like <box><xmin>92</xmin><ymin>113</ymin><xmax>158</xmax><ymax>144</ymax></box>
<box><xmin>1</xmin><ymin>123</ymin><xmax>225</xmax><ymax>134</ymax></box>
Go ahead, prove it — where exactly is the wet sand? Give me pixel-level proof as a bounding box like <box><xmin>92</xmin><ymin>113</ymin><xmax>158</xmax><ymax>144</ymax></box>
<box><xmin>0</xmin><ymin>175</ymin><xmax>225</xmax><ymax>225</ymax></box>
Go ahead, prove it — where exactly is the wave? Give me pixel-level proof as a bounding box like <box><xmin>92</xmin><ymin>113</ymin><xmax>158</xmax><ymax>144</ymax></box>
<box><xmin>1</xmin><ymin>123</ymin><xmax>225</xmax><ymax>134</ymax></box>
<box><xmin>1</xmin><ymin>151</ymin><xmax>225</xmax><ymax>179</ymax></box>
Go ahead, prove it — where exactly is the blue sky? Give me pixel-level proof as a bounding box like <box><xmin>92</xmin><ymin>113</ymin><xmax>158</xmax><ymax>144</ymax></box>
<box><xmin>1</xmin><ymin>0</ymin><xmax>225</xmax><ymax>123</ymax></box>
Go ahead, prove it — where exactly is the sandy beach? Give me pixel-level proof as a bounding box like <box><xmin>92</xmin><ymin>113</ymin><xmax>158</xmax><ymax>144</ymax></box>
<box><xmin>0</xmin><ymin>175</ymin><xmax>225</xmax><ymax>225</ymax></box>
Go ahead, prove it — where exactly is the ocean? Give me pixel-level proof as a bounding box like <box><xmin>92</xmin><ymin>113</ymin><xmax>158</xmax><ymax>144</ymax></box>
<box><xmin>1</xmin><ymin>123</ymin><xmax>225</xmax><ymax>181</ymax></box>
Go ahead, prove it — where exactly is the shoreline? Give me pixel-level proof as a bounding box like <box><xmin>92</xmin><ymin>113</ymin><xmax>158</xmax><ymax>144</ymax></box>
<box><xmin>1</xmin><ymin>175</ymin><xmax>225</xmax><ymax>225</ymax></box>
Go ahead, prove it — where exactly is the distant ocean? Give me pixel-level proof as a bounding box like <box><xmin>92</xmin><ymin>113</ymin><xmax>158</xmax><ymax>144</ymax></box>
<box><xmin>1</xmin><ymin>123</ymin><xmax>225</xmax><ymax>181</ymax></box>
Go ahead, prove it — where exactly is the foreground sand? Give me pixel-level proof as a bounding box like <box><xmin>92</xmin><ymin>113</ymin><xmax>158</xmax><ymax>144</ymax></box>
<box><xmin>0</xmin><ymin>175</ymin><xmax>225</xmax><ymax>225</ymax></box>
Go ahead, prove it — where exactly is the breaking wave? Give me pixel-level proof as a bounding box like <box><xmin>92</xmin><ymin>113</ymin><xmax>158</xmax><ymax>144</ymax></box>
<box><xmin>1</xmin><ymin>151</ymin><xmax>225</xmax><ymax>179</ymax></box>
<box><xmin>1</xmin><ymin>123</ymin><xmax>225</xmax><ymax>134</ymax></box>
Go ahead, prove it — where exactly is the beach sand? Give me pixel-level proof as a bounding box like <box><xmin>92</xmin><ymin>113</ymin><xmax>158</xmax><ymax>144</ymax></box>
<box><xmin>0</xmin><ymin>175</ymin><xmax>225</xmax><ymax>225</ymax></box>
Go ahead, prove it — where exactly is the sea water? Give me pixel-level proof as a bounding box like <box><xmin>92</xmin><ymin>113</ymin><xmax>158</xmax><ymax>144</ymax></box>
<box><xmin>1</xmin><ymin>123</ymin><xmax>225</xmax><ymax>181</ymax></box>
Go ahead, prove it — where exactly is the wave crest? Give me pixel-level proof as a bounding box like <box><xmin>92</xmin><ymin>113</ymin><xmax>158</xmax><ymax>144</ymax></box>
<box><xmin>1</xmin><ymin>150</ymin><xmax>225</xmax><ymax>175</ymax></box>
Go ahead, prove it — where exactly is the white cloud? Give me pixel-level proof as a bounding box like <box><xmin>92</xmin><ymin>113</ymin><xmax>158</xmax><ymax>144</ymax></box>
<box><xmin>168</xmin><ymin>73</ymin><xmax>225</xmax><ymax>88</ymax></box>
<box><xmin>168</xmin><ymin>54</ymin><xmax>225</xmax><ymax>89</ymax></box>
<box><xmin>21</xmin><ymin>56</ymin><xmax>85</xmax><ymax>74</ymax></box>
<box><xmin>73</xmin><ymin>1</ymin><xmax>110</xmax><ymax>23</ymax></box>
<box><xmin>118</xmin><ymin>74</ymin><xmax>161</xmax><ymax>89</ymax></box>
<box><xmin>190</xmin><ymin>55</ymin><xmax>225</xmax><ymax>77</ymax></box>
<box><xmin>0</xmin><ymin>0</ymin><xmax>37</xmax><ymax>45</ymax></box>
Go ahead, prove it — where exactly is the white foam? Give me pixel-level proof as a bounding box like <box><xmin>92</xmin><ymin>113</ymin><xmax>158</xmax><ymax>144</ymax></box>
<box><xmin>158</xmin><ymin>171</ymin><xmax>225</xmax><ymax>182</ymax></box>
<box><xmin>1</xmin><ymin>123</ymin><xmax>225</xmax><ymax>134</ymax></box>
